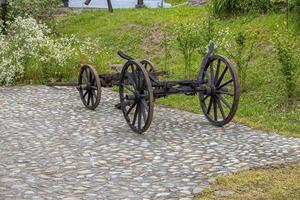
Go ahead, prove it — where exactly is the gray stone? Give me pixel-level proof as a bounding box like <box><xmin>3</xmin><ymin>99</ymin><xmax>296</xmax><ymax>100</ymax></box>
<box><xmin>0</xmin><ymin>86</ymin><xmax>299</xmax><ymax>199</ymax></box>
<box><xmin>214</xmin><ymin>190</ymin><xmax>235</xmax><ymax>197</ymax></box>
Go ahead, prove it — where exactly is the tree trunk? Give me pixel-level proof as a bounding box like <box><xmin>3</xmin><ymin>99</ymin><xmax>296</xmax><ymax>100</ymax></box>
<box><xmin>136</xmin><ymin>0</ymin><xmax>144</xmax><ymax>8</ymax></box>
<box><xmin>107</xmin><ymin>0</ymin><xmax>113</xmax><ymax>12</ymax></box>
<box><xmin>0</xmin><ymin>0</ymin><xmax>8</xmax><ymax>34</ymax></box>
<box><xmin>62</xmin><ymin>0</ymin><xmax>69</xmax><ymax>7</ymax></box>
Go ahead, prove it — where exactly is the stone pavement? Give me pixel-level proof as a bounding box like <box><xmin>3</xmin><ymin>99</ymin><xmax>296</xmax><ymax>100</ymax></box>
<box><xmin>0</xmin><ymin>86</ymin><xmax>299</xmax><ymax>200</ymax></box>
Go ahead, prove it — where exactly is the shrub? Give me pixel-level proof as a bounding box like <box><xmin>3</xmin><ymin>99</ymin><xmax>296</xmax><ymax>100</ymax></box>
<box><xmin>8</xmin><ymin>0</ymin><xmax>61</xmax><ymax>21</ymax></box>
<box><xmin>216</xmin><ymin>28</ymin><xmax>257</xmax><ymax>91</ymax></box>
<box><xmin>272</xmin><ymin>30</ymin><xmax>300</xmax><ymax>101</ymax></box>
<box><xmin>197</xmin><ymin>16</ymin><xmax>218</xmax><ymax>56</ymax></box>
<box><xmin>292</xmin><ymin>0</ymin><xmax>300</xmax><ymax>30</ymax></box>
<box><xmin>210</xmin><ymin>0</ymin><xmax>286</xmax><ymax>17</ymax></box>
<box><xmin>0</xmin><ymin>17</ymin><xmax>68</xmax><ymax>85</ymax></box>
<box><xmin>0</xmin><ymin>17</ymin><xmax>100</xmax><ymax>85</ymax></box>
<box><xmin>175</xmin><ymin>22</ymin><xmax>202</xmax><ymax>79</ymax></box>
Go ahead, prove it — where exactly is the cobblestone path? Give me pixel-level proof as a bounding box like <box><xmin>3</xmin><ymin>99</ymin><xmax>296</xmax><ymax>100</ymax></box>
<box><xmin>0</xmin><ymin>86</ymin><xmax>299</xmax><ymax>200</ymax></box>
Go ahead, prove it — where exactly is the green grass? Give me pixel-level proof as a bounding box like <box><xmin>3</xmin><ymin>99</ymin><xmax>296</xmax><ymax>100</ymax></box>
<box><xmin>195</xmin><ymin>162</ymin><xmax>300</xmax><ymax>200</ymax></box>
<box><xmin>166</xmin><ymin>0</ymin><xmax>187</xmax><ymax>5</ymax></box>
<box><xmin>56</xmin><ymin>6</ymin><xmax>300</xmax><ymax>137</ymax></box>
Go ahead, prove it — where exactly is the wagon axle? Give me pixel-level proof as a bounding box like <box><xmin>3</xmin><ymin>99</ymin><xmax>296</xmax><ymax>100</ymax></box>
<box><xmin>48</xmin><ymin>43</ymin><xmax>240</xmax><ymax>134</ymax></box>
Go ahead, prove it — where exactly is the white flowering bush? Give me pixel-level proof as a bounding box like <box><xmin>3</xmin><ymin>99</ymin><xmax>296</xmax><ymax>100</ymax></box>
<box><xmin>0</xmin><ymin>17</ymin><xmax>101</xmax><ymax>85</ymax></box>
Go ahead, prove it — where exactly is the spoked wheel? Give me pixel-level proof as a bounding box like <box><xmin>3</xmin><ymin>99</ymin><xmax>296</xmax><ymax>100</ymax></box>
<box><xmin>119</xmin><ymin>60</ymin><xmax>154</xmax><ymax>134</ymax></box>
<box><xmin>140</xmin><ymin>60</ymin><xmax>159</xmax><ymax>80</ymax></box>
<box><xmin>198</xmin><ymin>55</ymin><xmax>240</xmax><ymax>126</ymax></box>
<box><xmin>78</xmin><ymin>64</ymin><xmax>101</xmax><ymax>110</ymax></box>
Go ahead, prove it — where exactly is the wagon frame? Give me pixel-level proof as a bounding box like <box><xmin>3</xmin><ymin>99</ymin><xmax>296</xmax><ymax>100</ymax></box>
<box><xmin>48</xmin><ymin>43</ymin><xmax>240</xmax><ymax>134</ymax></box>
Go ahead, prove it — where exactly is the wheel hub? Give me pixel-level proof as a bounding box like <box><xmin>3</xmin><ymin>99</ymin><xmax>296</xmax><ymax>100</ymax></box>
<box><xmin>206</xmin><ymin>85</ymin><xmax>216</xmax><ymax>96</ymax></box>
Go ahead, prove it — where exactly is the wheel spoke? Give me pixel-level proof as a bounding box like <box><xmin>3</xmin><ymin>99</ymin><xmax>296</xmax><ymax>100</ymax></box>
<box><xmin>201</xmin><ymin>95</ymin><xmax>209</xmax><ymax>102</ymax></box>
<box><xmin>83</xmin><ymin>90</ymin><xmax>88</xmax><ymax>98</ymax></box>
<box><xmin>210</xmin><ymin>63</ymin><xmax>215</xmax><ymax>84</ymax></box>
<box><xmin>82</xmin><ymin>76</ymin><xmax>88</xmax><ymax>84</ymax></box>
<box><xmin>217</xmin><ymin>79</ymin><xmax>233</xmax><ymax>90</ymax></box>
<box><xmin>141</xmin><ymin>103</ymin><xmax>147</xmax><ymax>123</ymax></box>
<box><xmin>132</xmin><ymin>105</ymin><xmax>139</xmax><ymax>126</ymax></box>
<box><xmin>91</xmin><ymin>86</ymin><xmax>98</xmax><ymax>90</ymax></box>
<box><xmin>121</xmin><ymin>83</ymin><xmax>135</xmax><ymax>93</ymax></box>
<box><xmin>80</xmin><ymin>84</ymin><xmax>88</xmax><ymax>90</ymax></box>
<box><xmin>91</xmin><ymin>90</ymin><xmax>97</xmax><ymax>99</ymax></box>
<box><xmin>87</xmin><ymin>92</ymin><xmax>91</xmax><ymax>105</ymax></box>
<box><xmin>126</xmin><ymin>72</ymin><xmax>137</xmax><ymax>90</ymax></box>
<box><xmin>216</xmin><ymin>98</ymin><xmax>226</xmax><ymax>120</ymax></box>
<box><xmin>90</xmin><ymin>91</ymin><xmax>95</xmax><ymax>105</ymax></box>
<box><xmin>217</xmin><ymin>90</ymin><xmax>234</xmax><ymax>96</ymax></box>
<box><xmin>214</xmin><ymin>59</ymin><xmax>221</xmax><ymax>84</ymax></box>
<box><xmin>141</xmin><ymin>99</ymin><xmax>149</xmax><ymax>112</ymax></box>
<box><xmin>126</xmin><ymin>101</ymin><xmax>137</xmax><ymax>115</ymax></box>
<box><xmin>138</xmin><ymin>103</ymin><xmax>142</xmax><ymax>130</ymax></box>
<box><xmin>213</xmin><ymin>97</ymin><xmax>218</xmax><ymax>121</ymax></box>
<box><xmin>85</xmin><ymin>68</ymin><xmax>89</xmax><ymax>80</ymax></box>
<box><xmin>218</xmin><ymin>94</ymin><xmax>231</xmax><ymax>110</ymax></box>
<box><xmin>131</xmin><ymin>65</ymin><xmax>139</xmax><ymax>89</ymax></box>
<box><xmin>205</xmin><ymin>70</ymin><xmax>211</xmax><ymax>85</ymax></box>
<box><xmin>216</xmin><ymin>66</ymin><xmax>228</xmax><ymax>87</ymax></box>
<box><xmin>136</xmin><ymin>69</ymin><xmax>142</xmax><ymax>90</ymax></box>
<box><xmin>89</xmin><ymin>71</ymin><xmax>93</xmax><ymax>82</ymax></box>
<box><xmin>207</xmin><ymin>97</ymin><xmax>213</xmax><ymax>114</ymax></box>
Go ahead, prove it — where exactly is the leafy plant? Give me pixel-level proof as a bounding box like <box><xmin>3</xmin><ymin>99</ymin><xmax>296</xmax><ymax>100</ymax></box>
<box><xmin>210</xmin><ymin>0</ymin><xmax>286</xmax><ymax>17</ymax></box>
<box><xmin>175</xmin><ymin>22</ymin><xmax>202</xmax><ymax>79</ymax></box>
<box><xmin>197</xmin><ymin>16</ymin><xmax>218</xmax><ymax>56</ymax></box>
<box><xmin>162</xmin><ymin>29</ymin><xmax>172</xmax><ymax>76</ymax></box>
<box><xmin>217</xmin><ymin>28</ymin><xmax>257</xmax><ymax>91</ymax></box>
<box><xmin>272</xmin><ymin>30</ymin><xmax>300</xmax><ymax>101</ymax></box>
<box><xmin>7</xmin><ymin>0</ymin><xmax>61</xmax><ymax>30</ymax></box>
<box><xmin>292</xmin><ymin>0</ymin><xmax>300</xmax><ymax>30</ymax></box>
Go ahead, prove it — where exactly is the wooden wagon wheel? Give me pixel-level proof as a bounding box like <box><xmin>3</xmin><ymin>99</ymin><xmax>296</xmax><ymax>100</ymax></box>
<box><xmin>119</xmin><ymin>60</ymin><xmax>154</xmax><ymax>134</ymax></box>
<box><xmin>140</xmin><ymin>60</ymin><xmax>159</xmax><ymax>80</ymax></box>
<box><xmin>198</xmin><ymin>55</ymin><xmax>240</xmax><ymax>126</ymax></box>
<box><xmin>78</xmin><ymin>64</ymin><xmax>101</xmax><ymax>110</ymax></box>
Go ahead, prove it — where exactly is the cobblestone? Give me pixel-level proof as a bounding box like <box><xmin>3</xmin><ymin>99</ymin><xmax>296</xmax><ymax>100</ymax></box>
<box><xmin>0</xmin><ymin>86</ymin><xmax>299</xmax><ymax>199</ymax></box>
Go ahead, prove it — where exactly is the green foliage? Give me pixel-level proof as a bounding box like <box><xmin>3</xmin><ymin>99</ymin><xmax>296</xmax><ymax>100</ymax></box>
<box><xmin>197</xmin><ymin>16</ymin><xmax>218</xmax><ymax>56</ymax></box>
<box><xmin>7</xmin><ymin>0</ymin><xmax>61</xmax><ymax>28</ymax></box>
<box><xmin>272</xmin><ymin>30</ymin><xmax>300</xmax><ymax>101</ymax></box>
<box><xmin>174</xmin><ymin>17</ymin><xmax>219</xmax><ymax>79</ymax></box>
<box><xmin>217</xmin><ymin>27</ymin><xmax>257</xmax><ymax>91</ymax></box>
<box><xmin>162</xmin><ymin>29</ymin><xmax>172</xmax><ymax>76</ymax></box>
<box><xmin>196</xmin><ymin>163</ymin><xmax>300</xmax><ymax>200</ymax></box>
<box><xmin>210</xmin><ymin>0</ymin><xmax>286</xmax><ymax>17</ymax></box>
<box><xmin>175</xmin><ymin>22</ymin><xmax>202</xmax><ymax>79</ymax></box>
<box><xmin>292</xmin><ymin>0</ymin><xmax>300</xmax><ymax>30</ymax></box>
<box><xmin>165</xmin><ymin>0</ymin><xmax>187</xmax><ymax>5</ymax></box>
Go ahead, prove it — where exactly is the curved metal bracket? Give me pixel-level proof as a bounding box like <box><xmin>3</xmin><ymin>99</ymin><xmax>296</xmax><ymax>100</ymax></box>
<box><xmin>117</xmin><ymin>50</ymin><xmax>135</xmax><ymax>61</ymax></box>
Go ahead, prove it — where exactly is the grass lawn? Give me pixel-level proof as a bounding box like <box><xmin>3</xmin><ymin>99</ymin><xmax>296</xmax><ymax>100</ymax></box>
<box><xmin>195</xmin><ymin>162</ymin><xmax>300</xmax><ymax>200</ymax></box>
<box><xmin>56</xmin><ymin>5</ymin><xmax>300</xmax><ymax>137</ymax></box>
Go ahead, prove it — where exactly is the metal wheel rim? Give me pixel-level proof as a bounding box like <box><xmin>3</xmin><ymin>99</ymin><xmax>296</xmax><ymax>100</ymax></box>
<box><xmin>198</xmin><ymin>55</ymin><xmax>240</xmax><ymax>126</ymax></box>
<box><xmin>78</xmin><ymin>64</ymin><xmax>101</xmax><ymax>110</ymax></box>
<box><xmin>119</xmin><ymin>60</ymin><xmax>154</xmax><ymax>134</ymax></box>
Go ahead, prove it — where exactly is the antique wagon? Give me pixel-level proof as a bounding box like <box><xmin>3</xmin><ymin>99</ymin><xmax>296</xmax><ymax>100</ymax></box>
<box><xmin>49</xmin><ymin>43</ymin><xmax>240</xmax><ymax>134</ymax></box>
